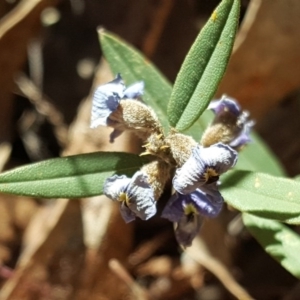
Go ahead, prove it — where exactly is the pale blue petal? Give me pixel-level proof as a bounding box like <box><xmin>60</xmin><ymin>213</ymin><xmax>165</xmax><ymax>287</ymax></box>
<box><xmin>104</xmin><ymin>171</ymin><xmax>156</xmax><ymax>222</ymax></box>
<box><xmin>199</xmin><ymin>143</ymin><xmax>238</xmax><ymax>175</ymax></box>
<box><xmin>126</xmin><ymin>171</ymin><xmax>156</xmax><ymax>220</ymax></box>
<box><xmin>173</xmin><ymin>143</ymin><xmax>238</xmax><ymax>194</ymax></box>
<box><xmin>120</xmin><ymin>203</ymin><xmax>136</xmax><ymax>223</ymax></box>
<box><xmin>104</xmin><ymin>175</ymin><xmax>130</xmax><ymax>200</ymax></box>
<box><xmin>173</xmin><ymin>145</ymin><xmax>207</xmax><ymax>194</ymax></box>
<box><xmin>90</xmin><ymin>74</ymin><xmax>125</xmax><ymax>128</ymax></box>
<box><xmin>124</xmin><ymin>81</ymin><xmax>144</xmax><ymax>99</ymax></box>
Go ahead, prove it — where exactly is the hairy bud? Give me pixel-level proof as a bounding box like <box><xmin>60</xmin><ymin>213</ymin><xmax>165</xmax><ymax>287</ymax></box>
<box><xmin>165</xmin><ymin>131</ymin><xmax>197</xmax><ymax>167</ymax></box>
<box><xmin>142</xmin><ymin>161</ymin><xmax>171</xmax><ymax>200</ymax></box>
<box><xmin>109</xmin><ymin>99</ymin><xmax>162</xmax><ymax>140</ymax></box>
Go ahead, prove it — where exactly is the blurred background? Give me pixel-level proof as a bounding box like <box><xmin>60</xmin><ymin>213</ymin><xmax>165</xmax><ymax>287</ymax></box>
<box><xmin>0</xmin><ymin>0</ymin><xmax>299</xmax><ymax>299</ymax></box>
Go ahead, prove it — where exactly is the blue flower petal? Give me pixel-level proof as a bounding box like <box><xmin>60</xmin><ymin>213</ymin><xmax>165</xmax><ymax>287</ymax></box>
<box><xmin>173</xmin><ymin>143</ymin><xmax>237</xmax><ymax>194</ymax></box>
<box><xmin>104</xmin><ymin>175</ymin><xmax>131</xmax><ymax>200</ymax></box>
<box><xmin>190</xmin><ymin>185</ymin><xmax>223</xmax><ymax>218</ymax></box>
<box><xmin>162</xmin><ymin>192</ymin><xmax>203</xmax><ymax>247</ymax></box>
<box><xmin>162</xmin><ymin>187</ymin><xmax>223</xmax><ymax>221</ymax></box>
<box><xmin>162</xmin><ymin>187</ymin><xmax>223</xmax><ymax>246</ymax></box>
<box><xmin>175</xmin><ymin>214</ymin><xmax>202</xmax><ymax>247</ymax></box>
<box><xmin>90</xmin><ymin>74</ymin><xmax>125</xmax><ymax>128</ymax></box>
<box><xmin>126</xmin><ymin>172</ymin><xmax>156</xmax><ymax>220</ymax></box>
<box><xmin>119</xmin><ymin>203</ymin><xmax>136</xmax><ymax>223</ymax></box>
<box><xmin>104</xmin><ymin>171</ymin><xmax>156</xmax><ymax>222</ymax></box>
<box><xmin>124</xmin><ymin>81</ymin><xmax>144</xmax><ymax>99</ymax></box>
<box><xmin>208</xmin><ymin>95</ymin><xmax>241</xmax><ymax>116</ymax></box>
<box><xmin>208</xmin><ymin>96</ymin><xmax>254</xmax><ymax>148</ymax></box>
<box><xmin>230</xmin><ymin>119</ymin><xmax>254</xmax><ymax>148</ymax></box>
<box><xmin>161</xmin><ymin>193</ymin><xmax>184</xmax><ymax>222</ymax></box>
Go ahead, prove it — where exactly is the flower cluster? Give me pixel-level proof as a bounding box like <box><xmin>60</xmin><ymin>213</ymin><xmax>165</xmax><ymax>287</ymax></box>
<box><xmin>91</xmin><ymin>75</ymin><xmax>253</xmax><ymax>247</ymax></box>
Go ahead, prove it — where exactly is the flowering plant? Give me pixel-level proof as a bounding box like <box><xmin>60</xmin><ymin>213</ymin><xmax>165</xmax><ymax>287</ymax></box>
<box><xmin>91</xmin><ymin>73</ymin><xmax>251</xmax><ymax>247</ymax></box>
<box><xmin>0</xmin><ymin>0</ymin><xmax>299</xmax><ymax>279</ymax></box>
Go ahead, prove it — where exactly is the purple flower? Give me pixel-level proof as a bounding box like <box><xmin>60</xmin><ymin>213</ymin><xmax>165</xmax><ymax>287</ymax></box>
<box><xmin>162</xmin><ymin>185</ymin><xmax>223</xmax><ymax>246</ymax></box>
<box><xmin>104</xmin><ymin>171</ymin><xmax>156</xmax><ymax>223</ymax></box>
<box><xmin>208</xmin><ymin>95</ymin><xmax>254</xmax><ymax>148</ymax></box>
<box><xmin>173</xmin><ymin>143</ymin><xmax>237</xmax><ymax>194</ymax></box>
<box><xmin>90</xmin><ymin>74</ymin><xmax>144</xmax><ymax>128</ymax></box>
<box><xmin>208</xmin><ymin>96</ymin><xmax>241</xmax><ymax>116</ymax></box>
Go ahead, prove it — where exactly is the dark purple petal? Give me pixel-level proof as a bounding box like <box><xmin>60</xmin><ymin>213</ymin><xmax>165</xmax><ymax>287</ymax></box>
<box><xmin>190</xmin><ymin>186</ymin><xmax>223</xmax><ymax>218</ymax></box>
<box><xmin>163</xmin><ymin>186</ymin><xmax>224</xmax><ymax>246</ymax></box>
<box><xmin>161</xmin><ymin>193</ymin><xmax>184</xmax><ymax>222</ymax></box>
<box><xmin>175</xmin><ymin>214</ymin><xmax>203</xmax><ymax>247</ymax></box>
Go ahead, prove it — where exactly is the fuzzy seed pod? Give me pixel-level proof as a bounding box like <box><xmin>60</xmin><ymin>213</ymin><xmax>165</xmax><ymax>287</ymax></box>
<box><xmin>201</xmin><ymin>122</ymin><xmax>238</xmax><ymax>147</ymax></box>
<box><xmin>109</xmin><ymin>99</ymin><xmax>162</xmax><ymax>140</ymax></box>
<box><xmin>165</xmin><ymin>131</ymin><xmax>197</xmax><ymax>167</ymax></box>
<box><xmin>141</xmin><ymin>160</ymin><xmax>172</xmax><ymax>200</ymax></box>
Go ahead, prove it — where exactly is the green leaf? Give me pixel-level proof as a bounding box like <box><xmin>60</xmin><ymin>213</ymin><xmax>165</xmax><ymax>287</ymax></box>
<box><xmin>168</xmin><ymin>0</ymin><xmax>240</xmax><ymax>131</ymax></box>
<box><xmin>236</xmin><ymin>133</ymin><xmax>285</xmax><ymax>176</ymax></box>
<box><xmin>243</xmin><ymin>213</ymin><xmax>300</xmax><ymax>279</ymax></box>
<box><xmin>0</xmin><ymin>152</ymin><xmax>147</xmax><ymax>198</ymax></box>
<box><xmin>221</xmin><ymin>170</ymin><xmax>300</xmax><ymax>224</ymax></box>
<box><xmin>99</xmin><ymin>30</ymin><xmax>172</xmax><ymax>131</ymax></box>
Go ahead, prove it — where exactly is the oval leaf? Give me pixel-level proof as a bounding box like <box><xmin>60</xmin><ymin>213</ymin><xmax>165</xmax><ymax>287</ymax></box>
<box><xmin>0</xmin><ymin>152</ymin><xmax>148</xmax><ymax>198</ymax></box>
<box><xmin>243</xmin><ymin>213</ymin><xmax>300</xmax><ymax>279</ymax></box>
<box><xmin>168</xmin><ymin>0</ymin><xmax>240</xmax><ymax>131</ymax></box>
<box><xmin>221</xmin><ymin>170</ymin><xmax>300</xmax><ymax>223</ymax></box>
<box><xmin>99</xmin><ymin>29</ymin><xmax>172</xmax><ymax>131</ymax></box>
